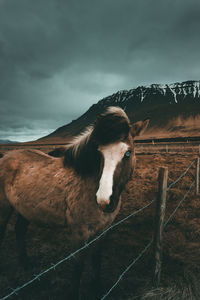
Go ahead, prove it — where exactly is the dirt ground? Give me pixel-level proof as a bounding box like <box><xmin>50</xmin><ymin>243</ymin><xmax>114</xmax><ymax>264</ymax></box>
<box><xmin>0</xmin><ymin>149</ymin><xmax>200</xmax><ymax>300</ymax></box>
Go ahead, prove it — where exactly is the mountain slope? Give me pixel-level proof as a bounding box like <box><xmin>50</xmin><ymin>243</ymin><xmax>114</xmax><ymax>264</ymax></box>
<box><xmin>40</xmin><ymin>80</ymin><xmax>200</xmax><ymax>142</ymax></box>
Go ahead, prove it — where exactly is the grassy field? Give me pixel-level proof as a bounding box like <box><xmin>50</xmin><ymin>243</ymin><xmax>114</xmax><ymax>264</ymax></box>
<box><xmin>0</xmin><ymin>145</ymin><xmax>200</xmax><ymax>299</ymax></box>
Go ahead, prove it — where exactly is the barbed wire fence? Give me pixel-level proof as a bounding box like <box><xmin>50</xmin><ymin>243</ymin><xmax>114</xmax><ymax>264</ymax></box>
<box><xmin>136</xmin><ymin>143</ymin><xmax>200</xmax><ymax>155</ymax></box>
<box><xmin>101</xmin><ymin>158</ymin><xmax>198</xmax><ymax>299</ymax></box>
<box><xmin>0</xmin><ymin>157</ymin><xmax>199</xmax><ymax>300</ymax></box>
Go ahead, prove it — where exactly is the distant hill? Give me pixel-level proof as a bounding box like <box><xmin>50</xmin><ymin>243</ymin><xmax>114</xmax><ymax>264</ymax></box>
<box><xmin>0</xmin><ymin>139</ymin><xmax>19</xmax><ymax>144</ymax></box>
<box><xmin>39</xmin><ymin>80</ymin><xmax>200</xmax><ymax>143</ymax></box>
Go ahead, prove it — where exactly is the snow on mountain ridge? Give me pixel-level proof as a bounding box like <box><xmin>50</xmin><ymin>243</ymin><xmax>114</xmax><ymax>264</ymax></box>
<box><xmin>97</xmin><ymin>80</ymin><xmax>200</xmax><ymax>108</ymax></box>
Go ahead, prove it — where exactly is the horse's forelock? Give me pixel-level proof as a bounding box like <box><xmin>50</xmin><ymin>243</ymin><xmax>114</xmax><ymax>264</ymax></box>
<box><xmin>92</xmin><ymin>107</ymin><xmax>130</xmax><ymax>145</ymax></box>
<box><xmin>103</xmin><ymin>106</ymin><xmax>129</xmax><ymax>120</ymax></box>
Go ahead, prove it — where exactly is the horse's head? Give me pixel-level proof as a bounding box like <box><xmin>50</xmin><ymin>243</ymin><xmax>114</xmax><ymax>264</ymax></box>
<box><xmin>63</xmin><ymin>106</ymin><xmax>149</xmax><ymax>213</ymax></box>
<box><xmin>93</xmin><ymin>107</ymin><xmax>149</xmax><ymax>213</ymax></box>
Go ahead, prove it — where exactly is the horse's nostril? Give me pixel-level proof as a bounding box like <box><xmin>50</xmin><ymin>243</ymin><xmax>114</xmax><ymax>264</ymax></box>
<box><xmin>97</xmin><ymin>199</ymin><xmax>110</xmax><ymax>211</ymax></box>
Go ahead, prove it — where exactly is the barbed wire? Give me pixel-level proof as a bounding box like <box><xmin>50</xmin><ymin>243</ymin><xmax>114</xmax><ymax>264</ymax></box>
<box><xmin>100</xmin><ymin>239</ymin><xmax>153</xmax><ymax>300</ymax></box>
<box><xmin>167</xmin><ymin>159</ymin><xmax>195</xmax><ymax>191</ymax></box>
<box><xmin>99</xmin><ymin>177</ymin><xmax>196</xmax><ymax>299</ymax></box>
<box><xmin>0</xmin><ymin>200</ymin><xmax>155</xmax><ymax>300</ymax></box>
<box><xmin>164</xmin><ymin>180</ymin><xmax>195</xmax><ymax>228</ymax></box>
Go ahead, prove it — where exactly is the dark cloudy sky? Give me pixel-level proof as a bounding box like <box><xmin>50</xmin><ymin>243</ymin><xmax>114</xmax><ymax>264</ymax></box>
<box><xmin>1</xmin><ymin>0</ymin><xmax>200</xmax><ymax>141</ymax></box>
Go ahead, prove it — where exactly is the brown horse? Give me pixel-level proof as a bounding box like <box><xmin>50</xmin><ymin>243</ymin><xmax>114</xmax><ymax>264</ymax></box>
<box><xmin>0</xmin><ymin>107</ymin><xmax>149</xmax><ymax>299</ymax></box>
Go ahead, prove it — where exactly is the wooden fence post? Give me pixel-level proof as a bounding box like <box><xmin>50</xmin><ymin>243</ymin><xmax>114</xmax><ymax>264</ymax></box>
<box><xmin>152</xmin><ymin>167</ymin><xmax>168</xmax><ymax>288</ymax></box>
<box><xmin>195</xmin><ymin>157</ymin><xmax>199</xmax><ymax>195</ymax></box>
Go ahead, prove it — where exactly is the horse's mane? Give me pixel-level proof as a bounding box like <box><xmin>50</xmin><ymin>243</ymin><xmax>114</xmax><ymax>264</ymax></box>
<box><xmin>64</xmin><ymin>106</ymin><xmax>130</xmax><ymax>174</ymax></box>
<box><xmin>64</xmin><ymin>125</ymin><xmax>98</xmax><ymax>174</ymax></box>
<box><xmin>65</xmin><ymin>125</ymin><xmax>93</xmax><ymax>158</ymax></box>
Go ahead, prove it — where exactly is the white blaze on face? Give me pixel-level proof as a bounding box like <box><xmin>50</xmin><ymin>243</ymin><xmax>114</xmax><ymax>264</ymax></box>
<box><xmin>96</xmin><ymin>142</ymin><xmax>129</xmax><ymax>208</ymax></box>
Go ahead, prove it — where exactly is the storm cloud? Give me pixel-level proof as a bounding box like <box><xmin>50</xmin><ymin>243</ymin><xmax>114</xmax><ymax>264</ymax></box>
<box><xmin>1</xmin><ymin>0</ymin><xmax>200</xmax><ymax>141</ymax></box>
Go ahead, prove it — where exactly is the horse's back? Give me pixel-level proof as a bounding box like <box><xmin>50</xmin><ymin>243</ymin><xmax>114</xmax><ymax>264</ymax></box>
<box><xmin>0</xmin><ymin>149</ymin><xmax>55</xmax><ymax>185</ymax></box>
<box><xmin>0</xmin><ymin>149</ymin><xmax>68</xmax><ymax>225</ymax></box>
<box><xmin>1</xmin><ymin>148</ymin><xmax>55</xmax><ymax>162</ymax></box>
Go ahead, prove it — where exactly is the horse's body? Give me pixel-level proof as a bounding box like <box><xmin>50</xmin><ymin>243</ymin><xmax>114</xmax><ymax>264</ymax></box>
<box><xmin>0</xmin><ymin>107</ymin><xmax>149</xmax><ymax>299</ymax></box>
<box><xmin>0</xmin><ymin>149</ymin><xmax>120</xmax><ymax>240</ymax></box>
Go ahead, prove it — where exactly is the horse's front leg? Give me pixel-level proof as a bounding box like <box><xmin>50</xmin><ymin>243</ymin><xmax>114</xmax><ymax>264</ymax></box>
<box><xmin>15</xmin><ymin>213</ymin><xmax>30</xmax><ymax>269</ymax></box>
<box><xmin>68</xmin><ymin>240</ymin><xmax>86</xmax><ymax>300</ymax></box>
<box><xmin>90</xmin><ymin>241</ymin><xmax>103</xmax><ymax>300</ymax></box>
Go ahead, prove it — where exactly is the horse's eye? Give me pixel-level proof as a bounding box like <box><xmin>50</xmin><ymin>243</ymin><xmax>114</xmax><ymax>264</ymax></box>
<box><xmin>124</xmin><ymin>150</ymin><xmax>131</xmax><ymax>159</ymax></box>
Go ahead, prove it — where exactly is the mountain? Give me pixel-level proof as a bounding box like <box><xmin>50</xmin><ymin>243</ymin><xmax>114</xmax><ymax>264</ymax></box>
<box><xmin>0</xmin><ymin>139</ymin><xmax>19</xmax><ymax>144</ymax></box>
<box><xmin>40</xmin><ymin>80</ymin><xmax>200</xmax><ymax>142</ymax></box>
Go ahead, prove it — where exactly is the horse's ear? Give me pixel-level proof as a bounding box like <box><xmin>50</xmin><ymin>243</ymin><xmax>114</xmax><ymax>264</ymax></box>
<box><xmin>131</xmin><ymin>119</ymin><xmax>150</xmax><ymax>137</ymax></box>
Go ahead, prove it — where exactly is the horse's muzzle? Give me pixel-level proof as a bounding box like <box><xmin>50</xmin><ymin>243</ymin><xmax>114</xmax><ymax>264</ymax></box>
<box><xmin>97</xmin><ymin>197</ymin><xmax>116</xmax><ymax>213</ymax></box>
<box><xmin>97</xmin><ymin>199</ymin><xmax>110</xmax><ymax>211</ymax></box>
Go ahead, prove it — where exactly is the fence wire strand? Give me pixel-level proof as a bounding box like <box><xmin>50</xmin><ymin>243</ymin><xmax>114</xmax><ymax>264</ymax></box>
<box><xmin>100</xmin><ymin>239</ymin><xmax>153</xmax><ymax>300</ymax></box>
<box><xmin>0</xmin><ymin>200</ymin><xmax>155</xmax><ymax>300</ymax></box>
<box><xmin>167</xmin><ymin>160</ymin><xmax>195</xmax><ymax>191</ymax></box>
<box><xmin>164</xmin><ymin>180</ymin><xmax>195</xmax><ymax>228</ymax></box>
<box><xmin>100</xmin><ymin>165</ymin><xmax>196</xmax><ymax>299</ymax></box>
